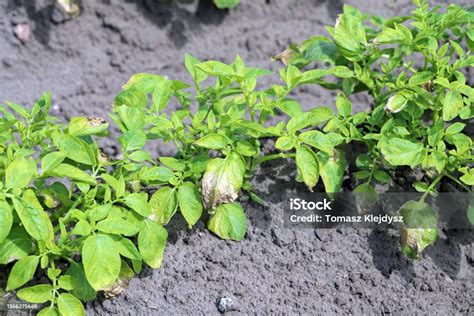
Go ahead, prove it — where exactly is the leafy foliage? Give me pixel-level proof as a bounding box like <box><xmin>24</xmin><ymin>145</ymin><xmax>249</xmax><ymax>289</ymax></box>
<box><xmin>280</xmin><ymin>0</ymin><xmax>473</xmax><ymax>257</ymax></box>
<box><xmin>0</xmin><ymin>1</ymin><xmax>473</xmax><ymax>314</ymax></box>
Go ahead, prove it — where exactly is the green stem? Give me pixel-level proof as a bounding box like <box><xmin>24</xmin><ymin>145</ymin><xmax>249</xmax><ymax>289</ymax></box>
<box><xmin>444</xmin><ymin>173</ymin><xmax>471</xmax><ymax>192</ymax></box>
<box><xmin>419</xmin><ymin>174</ymin><xmax>443</xmax><ymax>202</ymax></box>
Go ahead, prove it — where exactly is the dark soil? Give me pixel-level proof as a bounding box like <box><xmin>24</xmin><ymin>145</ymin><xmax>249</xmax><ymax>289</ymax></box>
<box><xmin>0</xmin><ymin>0</ymin><xmax>473</xmax><ymax>314</ymax></box>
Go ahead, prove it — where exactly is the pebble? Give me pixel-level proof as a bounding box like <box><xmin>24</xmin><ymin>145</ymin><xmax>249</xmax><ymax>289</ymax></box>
<box><xmin>217</xmin><ymin>297</ymin><xmax>236</xmax><ymax>314</ymax></box>
<box><xmin>14</xmin><ymin>23</ymin><xmax>30</xmax><ymax>44</ymax></box>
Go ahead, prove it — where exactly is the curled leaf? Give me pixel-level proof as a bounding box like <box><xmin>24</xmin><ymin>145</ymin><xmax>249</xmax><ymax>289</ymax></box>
<box><xmin>385</xmin><ymin>93</ymin><xmax>407</xmax><ymax>113</ymax></box>
<box><xmin>398</xmin><ymin>200</ymin><xmax>438</xmax><ymax>259</ymax></box>
<box><xmin>201</xmin><ymin>152</ymin><xmax>245</xmax><ymax>209</ymax></box>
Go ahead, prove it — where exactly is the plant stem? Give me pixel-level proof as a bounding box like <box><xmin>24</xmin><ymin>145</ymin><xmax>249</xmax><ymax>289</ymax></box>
<box><xmin>444</xmin><ymin>173</ymin><xmax>471</xmax><ymax>192</ymax></box>
<box><xmin>419</xmin><ymin>174</ymin><xmax>443</xmax><ymax>202</ymax></box>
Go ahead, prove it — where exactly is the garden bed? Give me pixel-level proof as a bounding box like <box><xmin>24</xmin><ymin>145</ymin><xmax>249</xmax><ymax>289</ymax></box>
<box><xmin>0</xmin><ymin>0</ymin><xmax>473</xmax><ymax>314</ymax></box>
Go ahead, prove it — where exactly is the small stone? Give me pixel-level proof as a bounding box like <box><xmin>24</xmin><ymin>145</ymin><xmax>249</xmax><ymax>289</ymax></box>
<box><xmin>14</xmin><ymin>23</ymin><xmax>30</xmax><ymax>44</ymax></box>
<box><xmin>217</xmin><ymin>297</ymin><xmax>236</xmax><ymax>314</ymax></box>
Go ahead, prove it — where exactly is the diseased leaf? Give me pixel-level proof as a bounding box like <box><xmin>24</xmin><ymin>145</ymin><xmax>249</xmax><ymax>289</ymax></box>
<box><xmin>201</xmin><ymin>151</ymin><xmax>246</xmax><ymax>209</ymax></box>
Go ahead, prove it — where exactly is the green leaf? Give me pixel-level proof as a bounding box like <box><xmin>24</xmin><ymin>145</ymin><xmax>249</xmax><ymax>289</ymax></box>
<box><xmin>467</xmin><ymin>195</ymin><xmax>474</xmax><ymax>225</ymax></box>
<box><xmin>0</xmin><ymin>201</ymin><xmax>13</xmax><ymax>244</ymax></box>
<box><xmin>114</xmin><ymin>88</ymin><xmax>147</xmax><ymax>109</ymax></box>
<box><xmin>379</xmin><ymin>138</ymin><xmax>425</xmax><ymax>167</ymax></box>
<box><xmin>331</xmin><ymin>5</ymin><xmax>366</xmax><ymax>60</ymax></box>
<box><xmin>287</xmin><ymin>107</ymin><xmax>333</xmax><ymax>134</ymax></box>
<box><xmin>124</xmin><ymin>193</ymin><xmax>151</xmax><ymax>217</ymax></box>
<box><xmin>149</xmin><ymin>187</ymin><xmax>178</xmax><ymax>225</ymax></box>
<box><xmin>275</xmin><ymin>136</ymin><xmax>294</xmax><ymax>151</ymax></box>
<box><xmin>408</xmin><ymin>71</ymin><xmax>435</xmax><ymax>86</ymax></box>
<box><xmin>317</xmin><ymin>150</ymin><xmax>347</xmax><ymax>195</ymax></box>
<box><xmin>57</xmin><ymin>293</ymin><xmax>86</xmax><ymax>316</ymax></box>
<box><xmin>82</xmin><ymin>234</ymin><xmax>121</xmax><ymax>291</ymax></box>
<box><xmin>41</xmin><ymin>152</ymin><xmax>66</xmax><ymax>173</ymax></box>
<box><xmin>201</xmin><ymin>151</ymin><xmax>246</xmax><ymax>209</ymax></box>
<box><xmin>374</xmin><ymin>170</ymin><xmax>391</xmax><ymax>183</ymax></box>
<box><xmin>96</xmin><ymin>218</ymin><xmax>140</xmax><ymax>237</ymax></box>
<box><xmin>47</xmin><ymin>164</ymin><xmax>96</xmax><ymax>185</ymax></box>
<box><xmin>208</xmin><ymin>202</ymin><xmax>247</xmax><ymax>240</ymax></box>
<box><xmin>194</xmin><ymin>133</ymin><xmax>228</xmax><ymax>150</ymax></box>
<box><xmin>336</xmin><ymin>93</ymin><xmax>352</xmax><ymax>117</ymax></box>
<box><xmin>139</xmin><ymin>166</ymin><xmax>174</xmax><ymax>183</ymax></box>
<box><xmin>385</xmin><ymin>93</ymin><xmax>407</xmax><ymax>113</ymax></box>
<box><xmin>451</xmin><ymin>133</ymin><xmax>472</xmax><ymax>155</ymax></box>
<box><xmin>445</xmin><ymin>122</ymin><xmax>465</xmax><ymax>135</ymax></box>
<box><xmin>296</xmin><ymin>145</ymin><xmax>319</xmax><ymax>191</ymax></box>
<box><xmin>152</xmin><ymin>80</ymin><xmax>173</xmax><ymax>112</ymax></box>
<box><xmin>5</xmin><ymin>156</ymin><xmax>36</xmax><ymax>189</ymax></box>
<box><xmin>37</xmin><ymin>307</ymin><xmax>60</xmax><ymax>316</ymax></box>
<box><xmin>299</xmin><ymin>130</ymin><xmax>334</xmax><ymax>154</ymax></box>
<box><xmin>159</xmin><ymin>157</ymin><xmax>186</xmax><ymax>171</ymax></box>
<box><xmin>119</xmin><ymin>130</ymin><xmax>147</xmax><ymax>152</ymax></box>
<box><xmin>178</xmin><ymin>182</ymin><xmax>203</xmax><ymax>228</ymax></box>
<box><xmin>0</xmin><ymin>226</ymin><xmax>33</xmax><ymax>264</ymax></box>
<box><xmin>56</xmin><ymin>134</ymin><xmax>96</xmax><ymax>166</ymax></box>
<box><xmin>66</xmin><ymin>262</ymin><xmax>96</xmax><ymax>301</ymax></box>
<box><xmin>17</xmin><ymin>284</ymin><xmax>53</xmax><ymax>303</ymax></box>
<box><xmin>114</xmin><ymin>236</ymin><xmax>141</xmax><ymax>261</ymax></box>
<box><xmin>6</xmin><ymin>255</ymin><xmax>39</xmax><ymax>291</ymax></box>
<box><xmin>213</xmin><ymin>0</ymin><xmax>240</xmax><ymax>9</ymax></box>
<box><xmin>115</xmin><ymin>105</ymin><xmax>145</xmax><ymax>131</ymax></box>
<box><xmin>12</xmin><ymin>196</ymin><xmax>53</xmax><ymax>241</ymax></box>
<box><xmin>375</xmin><ymin>24</ymin><xmax>412</xmax><ymax>44</ymax></box>
<box><xmin>460</xmin><ymin>173</ymin><xmax>474</xmax><ymax>185</ymax></box>
<box><xmin>138</xmin><ymin>220</ymin><xmax>168</xmax><ymax>269</ymax></box>
<box><xmin>303</xmin><ymin>37</ymin><xmax>338</xmax><ymax>64</ymax></box>
<box><xmin>123</xmin><ymin>73</ymin><xmax>164</xmax><ymax>94</ymax></box>
<box><xmin>58</xmin><ymin>275</ymin><xmax>74</xmax><ymax>291</ymax></box>
<box><xmin>184</xmin><ymin>54</ymin><xmax>208</xmax><ymax>83</ymax></box>
<box><xmin>443</xmin><ymin>91</ymin><xmax>463</xmax><ymax>121</ymax></box>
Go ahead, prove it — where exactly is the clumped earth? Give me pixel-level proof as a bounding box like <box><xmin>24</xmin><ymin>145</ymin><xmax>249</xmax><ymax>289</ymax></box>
<box><xmin>0</xmin><ymin>0</ymin><xmax>473</xmax><ymax>314</ymax></box>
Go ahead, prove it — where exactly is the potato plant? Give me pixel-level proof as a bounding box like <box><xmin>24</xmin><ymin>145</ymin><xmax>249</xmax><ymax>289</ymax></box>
<box><xmin>1</xmin><ymin>55</ymin><xmax>342</xmax><ymax>314</ymax></box>
<box><xmin>278</xmin><ymin>0</ymin><xmax>473</xmax><ymax>258</ymax></box>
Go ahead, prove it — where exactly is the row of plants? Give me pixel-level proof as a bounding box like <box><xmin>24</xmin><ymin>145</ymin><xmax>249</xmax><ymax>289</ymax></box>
<box><xmin>0</xmin><ymin>1</ymin><xmax>472</xmax><ymax>314</ymax></box>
